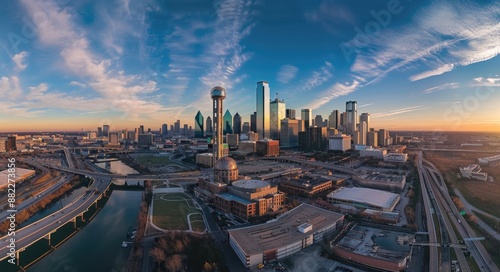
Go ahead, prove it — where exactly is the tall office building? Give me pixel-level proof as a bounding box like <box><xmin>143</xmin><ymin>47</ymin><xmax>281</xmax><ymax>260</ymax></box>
<box><xmin>134</xmin><ymin>128</ymin><xmax>139</xmax><ymax>141</ymax></box>
<box><xmin>378</xmin><ymin>129</ymin><xmax>388</xmax><ymax>146</ymax></box>
<box><xmin>206</xmin><ymin>116</ymin><xmax>213</xmax><ymax>137</ymax></box>
<box><xmin>108</xmin><ymin>132</ymin><xmax>119</xmax><ymax>145</ymax></box>
<box><xmin>301</xmin><ymin>109</ymin><xmax>312</xmax><ymax>128</ymax></box>
<box><xmin>358</xmin><ymin>121</ymin><xmax>367</xmax><ymax>146</ymax></box>
<box><xmin>359</xmin><ymin>113</ymin><xmax>370</xmax><ymax>145</ymax></box>
<box><xmin>280</xmin><ymin>118</ymin><xmax>299</xmax><ymax>147</ymax></box>
<box><xmin>286</xmin><ymin>109</ymin><xmax>296</xmax><ymax>119</ymax></box>
<box><xmin>256</xmin><ymin>81</ymin><xmax>270</xmax><ymax>139</ymax></box>
<box><xmin>174</xmin><ymin>120</ymin><xmax>181</xmax><ymax>135</ymax></box>
<box><xmin>223</xmin><ymin>109</ymin><xmax>233</xmax><ymax>135</ymax></box>
<box><xmin>314</xmin><ymin>115</ymin><xmax>324</xmax><ymax>127</ymax></box>
<box><xmin>328</xmin><ymin>110</ymin><xmax>339</xmax><ymax>129</ymax></box>
<box><xmin>97</xmin><ymin>127</ymin><xmax>103</xmax><ymax>137</ymax></box>
<box><xmin>194</xmin><ymin>111</ymin><xmax>204</xmax><ymax>138</ymax></box>
<box><xmin>242</xmin><ymin>122</ymin><xmax>250</xmax><ymax>134</ymax></box>
<box><xmin>367</xmin><ymin>131</ymin><xmax>378</xmax><ymax>147</ymax></box>
<box><xmin>211</xmin><ymin>86</ymin><xmax>226</xmax><ymax>162</ymax></box>
<box><xmin>233</xmin><ymin>112</ymin><xmax>242</xmax><ymax>135</ymax></box>
<box><xmin>346</xmin><ymin>101</ymin><xmax>357</xmax><ymax>136</ymax></box>
<box><xmin>270</xmin><ymin>94</ymin><xmax>286</xmax><ymax>140</ymax></box>
<box><xmin>139</xmin><ymin>125</ymin><xmax>145</xmax><ymax>135</ymax></box>
<box><xmin>103</xmin><ymin>125</ymin><xmax>110</xmax><ymax>137</ymax></box>
<box><xmin>161</xmin><ymin>123</ymin><xmax>168</xmax><ymax>138</ymax></box>
<box><xmin>250</xmin><ymin>112</ymin><xmax>257</xmax><ymax>133</ymax></box>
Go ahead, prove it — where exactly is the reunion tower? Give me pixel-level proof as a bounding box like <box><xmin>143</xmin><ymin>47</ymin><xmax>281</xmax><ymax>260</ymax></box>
<box><xmin>211</xmin><ymin>86</ymin><xmax>226</xmax><ymax>164</ymax></box>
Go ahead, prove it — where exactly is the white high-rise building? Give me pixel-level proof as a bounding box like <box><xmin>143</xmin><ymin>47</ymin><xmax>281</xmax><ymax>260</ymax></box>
<box><xmin>346</xmin><ymin>101</ymin><xmax>357</xmax><ymax>136</ymax></box>
<box><xmin>270</xmin><ymin>93</ymin><xmax>286</xmax><ymax>140</ymax></box>
<box><xmin>256</xmin><ymin>81</ymin><xmax>271</xmax><ymax>139</ymax></box>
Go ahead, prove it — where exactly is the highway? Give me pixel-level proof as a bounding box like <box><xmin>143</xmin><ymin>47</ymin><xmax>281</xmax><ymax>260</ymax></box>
<box><xmin>416</xmin><ymin>151</ymin><xmax>439</xmax><ymax>272</ymax></box>
<box><xmin>421</xmin><ymin>163</ymin><xmax>470</xmax><ymax>272</ymax></box>
<box><xmin>0</xmin><ymin>177</ymin><xmax>112</xmax><ymax>262</ymax></box>
<box><xmin>0</xmin><ymin>174</ymin><xmax>72</xmax><ymax>221</ymax></box>
<box><xmin>422</xmin><ymin>158</ymin><xmax>499</xmax><ymax>272</ymax></box>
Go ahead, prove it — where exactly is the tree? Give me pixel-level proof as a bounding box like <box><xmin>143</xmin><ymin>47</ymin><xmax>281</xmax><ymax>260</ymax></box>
<box><xmin>150</xmin><ymin>247</ymin><xmax>166</xmax><ymax>265</ymax></box>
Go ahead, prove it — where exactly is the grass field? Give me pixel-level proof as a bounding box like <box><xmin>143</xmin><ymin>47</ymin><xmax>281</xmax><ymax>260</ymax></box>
<box><xmin>424</xmin><ymin>151</ymin><xmax>500</xmax><ymax>218</ymax></box>
<box><xmin>152</xmin><ymin>193</ymin><xmax>201</xmax><ymax>230</ymax></box>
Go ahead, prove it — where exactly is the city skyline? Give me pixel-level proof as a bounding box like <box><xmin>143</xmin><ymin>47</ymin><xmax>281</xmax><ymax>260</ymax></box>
<box><xmin>1</xmin><ymin>0</ymin><xmax>499</xmax><ymax>133</ymax></box>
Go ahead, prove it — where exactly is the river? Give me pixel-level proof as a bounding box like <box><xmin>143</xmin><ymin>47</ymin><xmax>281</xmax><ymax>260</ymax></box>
<box><xmin>27</xmin><ymin>160</ymin><xmax>143</xmax><ymax>272</ymax></box>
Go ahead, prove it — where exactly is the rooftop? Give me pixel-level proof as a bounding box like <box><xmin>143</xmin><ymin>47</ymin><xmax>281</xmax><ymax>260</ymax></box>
<box><xmin>0</xmin><ymin>168</ymin><xmax>36</xmax><ymax>189</ymax></box>
<box><xmin>217</xmin><ymin>192</ymin><xmax>253</xmax><ymax>205</ymax></box>
<box><xmin>327</xmin><ymin>187</ymin><xmax>399</xmax><ymax>210</ymax></box>
<box><xmin>228</xmin><ymin>203</ymin><xmax>344</xmax><ymax>255</ymax></box>
<box><xmin>232</xmin><ymin>179</ymin><xmax>270</xmax><ymax>190</ymax></box>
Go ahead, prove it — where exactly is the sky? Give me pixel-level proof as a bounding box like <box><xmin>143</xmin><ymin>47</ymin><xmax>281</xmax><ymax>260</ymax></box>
<box><xmin>0</xmin><ymin>0</ymin><xmax>499</xmax><ymax>133</ymax></box>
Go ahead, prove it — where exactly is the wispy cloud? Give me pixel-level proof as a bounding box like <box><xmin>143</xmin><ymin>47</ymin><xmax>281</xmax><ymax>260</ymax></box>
<box><xmin>410</xmin><ymin>64</ymin><xmax>455</xmax><ymax>82</ymax></box>
<box><xmin>0</xmin><ymin>76</ymin><xmax>22</xmax><ymax>99</ymax></box>
<box><xmin>277</xmin><ymin>65</ymin><xmax>298</xmax><ymax>84</ymax></box>
<box><xmin>69</xmin><ymin>81</ymin><xmax>87</xmax><ymax>88</ymax></box>
<box><xmin>304</xmin><ymin>79</ymin><xmax>360</xmax><ymax>110</ymax></box>
<box><xmin>372</xmin><ymin>105</ymin><xmax>429</xmax><ymax>118</ymax></box>
<box><xmin>422</xmin><ymin>82</ymin><xmax>459</xmax><ymax>94</ymax></box>
<box><xmin>473</xmin><ymin>76</ymin><xmax>500</xmax><ymax>87</ymax></box>
<box><xmin>300</xmin><ymin>61</ymin><xmax>334</xmax><ymax>91</ymax></box>
<box><xmin>12</xmin><ymin>51</ymin><xmax>28</xmax><ymax>71</ymax></box>
<box><xmin>358</xmin><ymin>103</ymin><xmax>373</xmax><ymax>108</ymax></box>
<box><xmin>347</xmin><ymin>1</ymin><xmax>500</xmax><ymax>83</ymax></box>
<box><xmin>19</xmin><ymin>0</ymin><xmax>162</xmax><ymax>121</ymax></box>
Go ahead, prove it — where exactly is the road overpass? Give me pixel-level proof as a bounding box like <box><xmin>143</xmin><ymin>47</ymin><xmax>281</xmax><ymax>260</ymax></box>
<box><xmin>0</xmin><ymin>177</ymin><xmax>112</xmax><ymax>264</ymax></box>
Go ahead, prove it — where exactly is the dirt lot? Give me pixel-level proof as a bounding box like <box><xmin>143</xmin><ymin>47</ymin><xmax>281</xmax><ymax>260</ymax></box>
<box><xmin>424</xmin><ymin>151</ymin><xmax>500</xmax><ymax>218</ymax></box>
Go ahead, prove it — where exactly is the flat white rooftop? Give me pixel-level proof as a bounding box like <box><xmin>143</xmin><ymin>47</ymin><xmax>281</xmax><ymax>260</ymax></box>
<box><xmin>327</xmin><ymin>187</ymin><xmax>399</xmax><ymax>210</ymax></box>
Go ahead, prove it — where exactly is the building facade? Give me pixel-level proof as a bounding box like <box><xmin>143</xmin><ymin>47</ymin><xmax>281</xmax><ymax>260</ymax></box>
<box><xmin>301</xmin><ymin>109</ymin><xmax>312</xmax><ymax>128</ymax></box>
<box><xmin>194</xmin><ymin>111</ymin><xmax>204</xmax><ymax>138</ymax></box>
<box><xmin>256</xmin><ymin>81</ymin><xmax>270</xmax><ymax>139</ymax></box>
<box><xmin>270</xmin><ymin>95</ymin><xmax>286</xmax><ymax>140</ymax></box>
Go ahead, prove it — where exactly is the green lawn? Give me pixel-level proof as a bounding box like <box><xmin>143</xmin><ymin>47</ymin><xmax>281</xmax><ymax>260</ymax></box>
<box><xmin>191</xmin><ymin>221</ymin><xmax>206</xmax><ymax>232</ymax></box>
<box><xmin>152</xmin><ymin>193</ymin><xmax>200</xmax><ymax>230</ymax></box>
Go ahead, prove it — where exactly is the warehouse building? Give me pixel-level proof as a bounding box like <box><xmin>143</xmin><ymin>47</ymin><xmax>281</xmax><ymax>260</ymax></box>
<box><xmin>353</xmin><ymin>173</ymin><xmax>406</xmax><ymax>192</ymax></box>
<box><xmin>327</xmin><ymin>187</ymin><xmax>400</xmax><ymax>212</ymax></box>
<box><xmin>228</xmin><ymin>203</ymin><xmax>344</xmax><ymax>268</ymax></box>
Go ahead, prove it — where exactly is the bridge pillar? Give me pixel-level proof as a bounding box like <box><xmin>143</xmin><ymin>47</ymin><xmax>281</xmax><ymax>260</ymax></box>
<box><xmin>16</xmin><ymin>250</ymin><xmax>20</xmax><ymax>266</ymax></box>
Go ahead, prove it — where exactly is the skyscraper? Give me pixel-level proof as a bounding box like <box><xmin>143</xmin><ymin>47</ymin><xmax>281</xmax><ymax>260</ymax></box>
<box><xmin>314</xmin><ymin>115</ymin><xmax>324</xmax><ymax>127</ymax></box>
<box><xmin>194</xmin><ymin>111</ymin><xmax>204</xmax><ymax>138</ymax></box>
<box><xmin>242</xmin><ymin>122</ymin><xmax>250</xmax><ymax>134</ymax></box>
<box><xmin>174</xmin><ymin>120</ymin><xmax>181</xmax><ymax>135</ymax></box>
<box><xmin>270</xmin><ymin>94</ymin><xmax>286</xmax><ymax>140</ymax></box>
<box><xmin>286</xmin><ymin>109</ymin><xmax>296</xmax><ymax>119</ymax></box>
<box><xmin>301</xmin><ymin>109</ymin><xmax>312</xmax><ymax>128</ymax></box>
<box><xmin>97</xmin><ymin>127</ymin><xmax>103</xmax><ymax>137</ymax></box>
<box><xmin>223</xmin><ymin>109</ymin><xmax>233</xmax><ymax>135</ymax></box>
<box><xmin>233</xmin><ymin>112</ymin><xmax>242</xmax><ymax>135</ymax></box>
<box><xmin>359</xmin><ymin>113</ymin><xmax>370</xmax><ymax>145</ymax></box>
<box><xmin>103</xmin><ymin>125</ymin><xmax>110</xmax><ymax>137</ymax></box>
<box><xmin>328</xmin><ymin>110</ymin><xmax>339</xmax><ymax>129</ymax></box>
<box><xmin>359</xmin><ymin>121</ymin><xmax>367</xmax><ymax>145</ymax></box>
<box><xmin>250</xmin><ymin>112</ymin><xmax>257</xmax><ymax>133</ymax></box>
<box><xmin>205</xmin><ymin>116</ymin><xmax>213</xmax><ymax>137</ymax></box>
<box><xmin>139</xmin><ymin>125</ymin><xmax>144</xmax><ymax>135</ymax></box>
<box><xmin>5</xmin><ymin>136</ymin><xmax>16</xmax><ymax>152</ymax></box>
<box><xmin>211</xmin><ymin>86</ymin><xmax>226</xmax><ymax>161</ymax></box>
<box><xmin>161</xmin><ymin>123</ymin><xmax>168</xmax><ymax>138</ymax></box>
<box><xmin>108</xmin><ymin>132</ymin><xmax>119</xmax><ymax>145</ymax></box>
<box><xmin>280</xmin><ymin>118</ymin><xmax>299</xmax><ymax>147</ymax></box>
<box><xmin>256</xmin><ymin>81</ymin><xmax>270</xmax><ymax>139</ymax></box>
<box><xmin>346</xmin><ymin>101</ymin><xmax>357</xmax><ymax>136</ymax></box>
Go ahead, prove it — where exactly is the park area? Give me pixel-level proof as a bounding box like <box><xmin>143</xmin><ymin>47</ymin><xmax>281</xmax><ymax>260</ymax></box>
<box><xmin>152</xmin><ymin>193</ymin><xmax>206</xmax><ymax>232</ymax></box>
<box><xmin>424</xmin><ymin>151</ymin><xmax>500</xmax><ymax>218</ymax></box>
<box><xmin>130</xmin><ymin>153</ymin><xmax>186</xmax><ymax>173</ymax></box>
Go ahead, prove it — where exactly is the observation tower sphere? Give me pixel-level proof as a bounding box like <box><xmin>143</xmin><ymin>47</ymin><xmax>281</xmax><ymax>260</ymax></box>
<box><xmin>211</xmin><ymin>86</ymin><xmax>226</xmax><ymax>99</ymax></box>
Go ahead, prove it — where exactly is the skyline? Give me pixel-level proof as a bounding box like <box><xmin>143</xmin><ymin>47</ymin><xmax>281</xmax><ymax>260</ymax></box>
<box><xmin>1</xmin><ymin>0</ymin><xmax>499</xmax><ymax>133</ymax></box>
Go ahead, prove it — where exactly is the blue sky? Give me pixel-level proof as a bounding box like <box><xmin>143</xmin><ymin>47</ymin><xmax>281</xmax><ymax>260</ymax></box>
<box><xmin>0</xmin><ymin>0</ymin><xmax>499</xmax><ymax>132</ymax></box>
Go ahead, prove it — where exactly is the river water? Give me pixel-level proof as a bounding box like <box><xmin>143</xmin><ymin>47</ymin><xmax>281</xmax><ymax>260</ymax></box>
<box><xmin>28</xmin><ymin>160</ymin><xmax>143</xmax><ymax>272</ymax></box>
